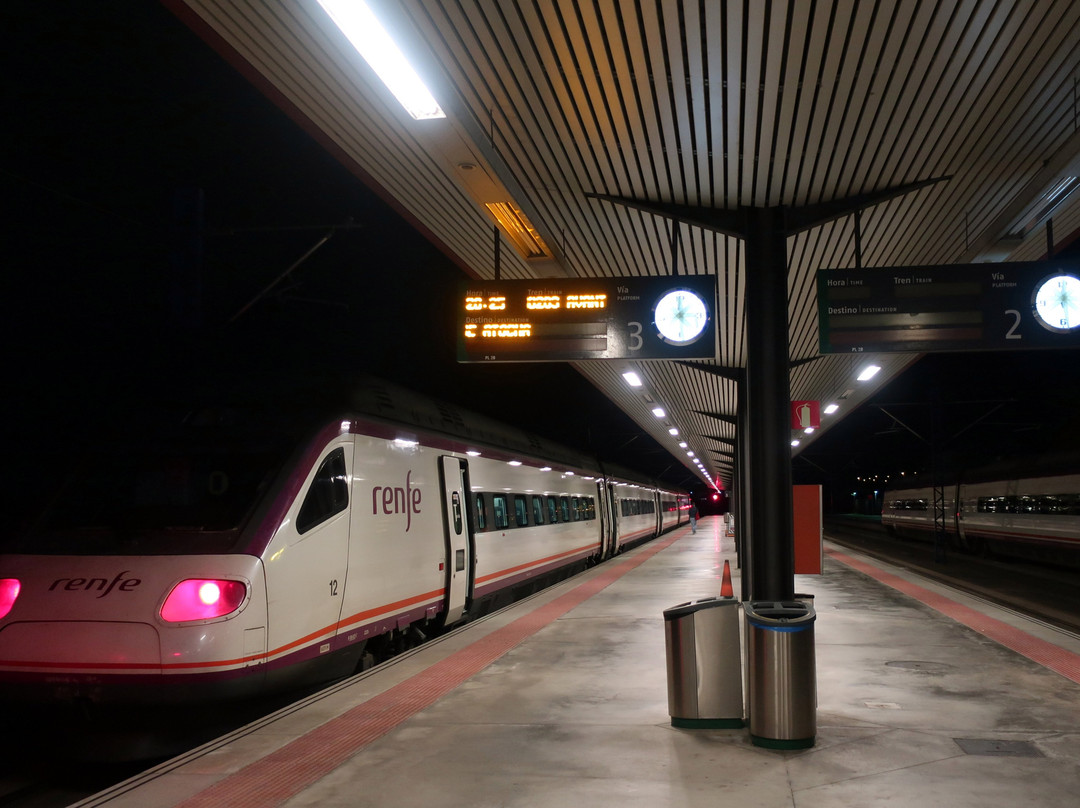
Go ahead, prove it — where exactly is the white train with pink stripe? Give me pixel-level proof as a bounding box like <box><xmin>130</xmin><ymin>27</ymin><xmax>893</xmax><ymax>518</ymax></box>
<box><xmin>0</xmin><ymin>380</ymin><xmax>687</xmax><ymax>711</ymax></box>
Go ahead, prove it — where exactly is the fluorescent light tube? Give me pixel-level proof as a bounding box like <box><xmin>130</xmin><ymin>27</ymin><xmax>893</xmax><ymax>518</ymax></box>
<box><xmin>318</xmin><ymin>0</ymin><xmax>445</xmax><ymax>120</ymax></box>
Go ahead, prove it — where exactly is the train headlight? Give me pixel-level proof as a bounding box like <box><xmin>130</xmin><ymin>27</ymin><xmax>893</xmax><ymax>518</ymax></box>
<box><xmin>160</xmin><ymin>579</ymin><xmax>247</xmax><ymax>623</ymax></box>
<box><xmin>0</xmin><ymin>578</ymin><xmax>20</xmax><ymax>620</ymax></box>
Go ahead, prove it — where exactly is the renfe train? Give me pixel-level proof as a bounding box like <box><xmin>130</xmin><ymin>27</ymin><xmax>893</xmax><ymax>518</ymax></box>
<box><xmin>881</xmin><ymin>471</ymin><xmax>1080</xmax><ymax>562</ymax></box>
<box><xmin>0</xmin><ymin>380</ymin><xmax>687</xmax><ymax>711</ymax></box>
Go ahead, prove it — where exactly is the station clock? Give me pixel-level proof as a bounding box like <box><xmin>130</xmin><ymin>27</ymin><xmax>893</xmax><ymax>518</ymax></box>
<box><xmin>653</xmin><ymin>288</ymin><xmax>710</xmax><ymax>345</ymax></box>
<box><xmin>1031</xmin><ymin>272</ymin><xmax>1080</xmax><ymax>333</ymax></box>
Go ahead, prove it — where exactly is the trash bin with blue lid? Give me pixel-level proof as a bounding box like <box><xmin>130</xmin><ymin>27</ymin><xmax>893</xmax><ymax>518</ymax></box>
<box><xmin>663</xmin><ymin>596</ymin><xmax>744</xmax><ymax>728</ymax></box>
<box><xmin>744</xmin><ymin>600</ymin><xmax>816</xmax><ymax>749</ymax></box>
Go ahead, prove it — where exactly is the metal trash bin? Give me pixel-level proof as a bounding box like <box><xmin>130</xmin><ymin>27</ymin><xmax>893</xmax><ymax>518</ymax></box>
<box><xmin>744</xmin><ymin>600</ymin><xmax>816</xmax><ymax>749</ymax></box>
<box><xmin>663</xmin><ymin>596</ymin><xmax>744</xmax><ymax>728</ymax></box>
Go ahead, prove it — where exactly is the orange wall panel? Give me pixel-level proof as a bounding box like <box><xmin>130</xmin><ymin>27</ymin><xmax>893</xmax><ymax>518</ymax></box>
<box><xmin>793</xmin><ymin>485</ymin><xmax>822</xmax><ymax>575</ymax></box>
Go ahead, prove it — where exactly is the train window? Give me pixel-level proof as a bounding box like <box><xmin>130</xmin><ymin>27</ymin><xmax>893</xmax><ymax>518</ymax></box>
<box><xmin>906</xmin><ymin>499</ymin><xmax>928</xmax><ymax>511</ymax></box>
<box><xmin>532</xmin><ymin>495</ymin><xmax>545</xmax><ymax>525</ymax></box>
<box><xmin>297</xmin><ymin>448</ymin><xmax>349</xmax><ymax>535</ymax></box>
<box><xmin>1038</xmin><ymin>493</ymin><xmax>1080</xmax><ymax>514</ymax></box>
<box><xmin>980</xmin><ymin>493</ymin><xmax>1080</xmax><ymax>515</ymax></box>
<box><xmin>514</xmin><ymin>495</ymin><xmax>529</xmax><ymax>527</ymax></box>
<box><xmin>979</xmin><ymin>496</ymin><xmax>1015</xmax><ymax>513</ymax></box>
<box><xmin>570</xmin><ymin>497</ymin><xmax>581</xmax><ymax>521</ymax></box>
<box><xmin>475</xmin><ymin>494</ymin><xmax>488</xmax><ymax>531</ymax></box>
<box><xmin>547</xmin><ymin>495</ymin><xmax>559</xmax><ymax>523</ymax></box>
<box><xmin>560</xmin><ymin>496</ymin><xmax>571</xmax><ymax>522</ymax></box>
<box><xmin>493</xmin><ymin>494</ymin><xmax>509</xmax><ymax>529</ymax></box>
<box><xmin>584</xmin><ymin>497</ymin><xmax>596</xmax><ymax>520</ymax></box>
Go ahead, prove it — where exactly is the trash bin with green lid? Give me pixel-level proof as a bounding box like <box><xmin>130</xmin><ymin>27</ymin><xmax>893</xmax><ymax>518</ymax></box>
<box><xmin>744</xmin><ymin>600</ymin><xmax>816</xmax><ymax>749</ymax></box>
<box><xmin>663</xmin><ymin>596</ymin><xmax>744</xmax><ymax>728</ymax></box>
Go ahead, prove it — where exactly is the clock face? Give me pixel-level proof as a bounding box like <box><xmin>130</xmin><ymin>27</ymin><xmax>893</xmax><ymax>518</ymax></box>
<box><xmin>1032</xmin><ymin>273</ymin><xmax>1080</xmax><ymax>333</ymax></box>
<box><xmin>653</xmin><ymin>288</ymin><xmax>709</xmax><ymax>345</ymax></box>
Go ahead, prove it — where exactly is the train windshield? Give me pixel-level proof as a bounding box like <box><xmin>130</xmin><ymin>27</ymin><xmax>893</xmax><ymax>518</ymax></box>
<box><xmin>6</xmin><ymin>443</ymin><xmax>290</xmax><ymax>556</ymax></box>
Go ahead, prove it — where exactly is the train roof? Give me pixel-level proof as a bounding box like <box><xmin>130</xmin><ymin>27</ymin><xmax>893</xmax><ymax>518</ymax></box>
<box><xmin>884</xmin><ymin>448</ymin><xmax>1080</xmax><ymax>490</ymax></box>
<box><xmin>93</xmin><ymin>373</ymin><xmax>678</xmax><ymax>491</ymax></box>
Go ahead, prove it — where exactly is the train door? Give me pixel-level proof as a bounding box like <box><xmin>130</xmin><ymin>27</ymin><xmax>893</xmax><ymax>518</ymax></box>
<box><xmin>596</xmin><ymin>481</ymin><xmax>611</xmax><ymax>559</ymax></box>
<box><xmin>954</xmin><ymin>482</ymin><xmax>968</xmax><ymax>548</ymax></box>
<box><xmin>439</xmin><ymin>456</ymin><xmax>473</xmax><ymax>623</ymax></box>
<box><xmin>606</xmin><ymin>482</ymin><xmax>619</xmax><ymax>556</ymax></box>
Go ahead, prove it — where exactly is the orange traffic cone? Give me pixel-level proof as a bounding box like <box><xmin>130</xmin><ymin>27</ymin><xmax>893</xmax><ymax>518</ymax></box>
<box><xmin>720</xmin><ymin>559</ymin><xmax>734</xmax><ymax>598</ymax></box>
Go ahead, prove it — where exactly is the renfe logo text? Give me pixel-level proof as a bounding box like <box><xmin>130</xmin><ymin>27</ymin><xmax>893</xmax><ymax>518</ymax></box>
<box><xmin>372</xmin><ymin>470</ymin><xmax>422</xmax><ymax>532</ymax></box>
<box><xmin>50</xmin><ymin>570</ymin><xmax>142</xmax><ymax>598</ymax></box>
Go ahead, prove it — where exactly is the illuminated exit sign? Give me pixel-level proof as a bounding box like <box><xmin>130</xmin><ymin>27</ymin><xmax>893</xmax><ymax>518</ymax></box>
<box><xmin>456</xmin><ymin>276</ymin><xmax>717</xmax><ymax>362</ymax></box>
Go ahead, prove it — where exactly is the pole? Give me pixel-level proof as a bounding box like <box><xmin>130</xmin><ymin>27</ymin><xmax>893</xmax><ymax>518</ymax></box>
<box><xmin>742</xmin><ymin>206</ymin><xmax>795</xmax><ymax>602</ymax></box>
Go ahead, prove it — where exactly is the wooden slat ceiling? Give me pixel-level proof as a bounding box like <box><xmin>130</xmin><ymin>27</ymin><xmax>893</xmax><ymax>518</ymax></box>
<box><xmin>172</xmin><ymin>0</ymin><xmax>1080</xmax><ymax>488</ymax></box>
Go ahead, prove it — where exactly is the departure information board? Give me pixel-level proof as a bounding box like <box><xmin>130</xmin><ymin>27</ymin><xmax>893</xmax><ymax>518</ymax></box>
<box><xmin>817</xmin><ymin>262</ymin><xmax>1080</xmax><ymax>353</ymax></box>
<box><xmin>457</xmin><ymin>275</ymin><xmax>717</xmax><ymax>362</ymax></box>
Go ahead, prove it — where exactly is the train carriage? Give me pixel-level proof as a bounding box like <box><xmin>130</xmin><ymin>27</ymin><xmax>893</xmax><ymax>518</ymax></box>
<box><xmin>882</xmin><ymin>469</ymin><xmax>1080</xmax><ymax>564</ymax></box>
<box><xmin>0</xmin><ymin>380</ymin><xmax>685</xmax><ymax>710</ymax></box>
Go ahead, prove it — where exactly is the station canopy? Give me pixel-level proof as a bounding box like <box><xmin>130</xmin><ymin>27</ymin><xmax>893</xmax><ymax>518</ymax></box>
<box><xmin>168</xmin><ymin>0</ymin><xmax>1080</xmax><ymax>489</ymax></box>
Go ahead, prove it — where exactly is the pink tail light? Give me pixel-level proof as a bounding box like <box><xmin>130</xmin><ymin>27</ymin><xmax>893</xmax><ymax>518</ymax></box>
<box><xmin>0</xmin><ymin>579</ymin><xmax>20</xmax><ymax>620</ymax></box>
<box><xmin>160</xmin><ymin>579</ymin><xmax>247</xmax><ymax>623</ymax></box>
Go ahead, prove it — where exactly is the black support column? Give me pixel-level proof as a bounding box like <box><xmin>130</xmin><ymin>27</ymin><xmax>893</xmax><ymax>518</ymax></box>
<box><xmin>735</xmin><ymin>387</ymin><xmax>752</xmax><ymax>602</ymax></box>
<box><xmin>585</xmin><ymin>177</ymin><xmax>948</xmax><ymax>606</ymax></box>
<box><xmin>742</xmin><ymin>207</ymin><xmax>795</xmax><ymax>601</ymax></box>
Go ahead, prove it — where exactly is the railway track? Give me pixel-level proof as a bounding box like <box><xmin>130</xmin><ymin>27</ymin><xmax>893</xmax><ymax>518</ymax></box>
<box><xmin>825</xmin><ymin>516</ymin><xmax>1080</xmax><ymax>635</ymax></box>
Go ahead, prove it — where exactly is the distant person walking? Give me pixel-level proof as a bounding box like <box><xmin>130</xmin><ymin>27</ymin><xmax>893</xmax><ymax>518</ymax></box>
<box><xmin>689</xmin><ymin>502</ymin><xmax>698</xmax><ymax>534</ymax></box>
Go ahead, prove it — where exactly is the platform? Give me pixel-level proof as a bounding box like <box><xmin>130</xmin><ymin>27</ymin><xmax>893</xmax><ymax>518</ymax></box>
<box><xmin>78</xmin><ymin>517</ymin><xmax>1080</xmax><ymax>808</ymax></box>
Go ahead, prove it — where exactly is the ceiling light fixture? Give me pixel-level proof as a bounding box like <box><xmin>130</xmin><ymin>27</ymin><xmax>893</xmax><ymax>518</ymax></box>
<box><xmin>622</xmin><ymin>371</ymin><xmax>643</xmax><ymax>387</ymax></box>
<box><xmin>1006</xmin><ymin>176</ymin><xmax>1080</xmax><ymax>239</ymax></box>
<box><xmin>318</xmin><ymin>0</ymin><xmax>446</xmax><ymax>120</ymax></box>
<box><xmin>857</xmin><ymin>364</ymin><xmax>881</xmax><ymax>381</ymax></box>
<box><xmin>484</xmin><ymin>201</ymin><xmax>552</xmax><ymax>259</ymax></box>
<box><xmin>652</xmin><ymin>407</ymin><xmax>666</xmax><ymax>418</ymax></box>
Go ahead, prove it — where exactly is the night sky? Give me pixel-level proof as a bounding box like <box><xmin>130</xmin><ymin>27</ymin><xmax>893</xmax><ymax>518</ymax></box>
<box><xmin>4</xmin><ymin>2</ymin><xmax>1079</xmax><ymax>526</ymax></box>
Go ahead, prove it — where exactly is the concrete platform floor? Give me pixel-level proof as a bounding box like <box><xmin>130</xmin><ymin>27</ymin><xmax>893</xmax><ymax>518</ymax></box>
<box><xmin>80</xmin><ymin>516</ymin><xmax>1080</xmax><ymax>808</ymax></box>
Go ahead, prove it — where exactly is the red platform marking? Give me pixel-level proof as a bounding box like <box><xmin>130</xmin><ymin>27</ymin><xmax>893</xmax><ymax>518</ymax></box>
<box><xmin>827</xmin><ymin>548</ymin><xmax>1080</xmax><ymax>685</ymax></box>
<box><xmin>176</xmin><ymin>529</ymin><xmax>687</xmax><ymax>808</ymax></box>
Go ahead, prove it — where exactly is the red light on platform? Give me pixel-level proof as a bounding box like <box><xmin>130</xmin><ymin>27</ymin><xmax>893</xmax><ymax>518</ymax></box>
<box><xmin>161</xmin><ymin>579</ymin><xmax>247</xmax><ymax>622</ymax></box>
